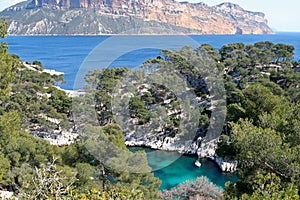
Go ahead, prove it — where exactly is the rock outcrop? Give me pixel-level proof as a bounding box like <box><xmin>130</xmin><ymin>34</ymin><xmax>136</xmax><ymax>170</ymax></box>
<box><xmin>1</xmin><ymin>0</ymin><xmax>274</xmax><ymax>35</ymax></box>
<box><xmin>125</xmin><ymin>135</ymin><xmax>202</xmax><ymax>154</ymax></box>
<box><xmin>0</xmin><ymin>191</ymin><xmax>14</xmax><ymax>199</ymax></box>
<box><xmin>212</xmin><ymin>155</ymin><xmax>238</xmax><ymax>173</ymax></box>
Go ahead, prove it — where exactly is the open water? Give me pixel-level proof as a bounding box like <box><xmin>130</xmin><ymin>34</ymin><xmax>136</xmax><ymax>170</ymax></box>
<box><xmin>4</xmin><ymin>33</ymin><xmax>300</xmax><ymax>89</ymax></box>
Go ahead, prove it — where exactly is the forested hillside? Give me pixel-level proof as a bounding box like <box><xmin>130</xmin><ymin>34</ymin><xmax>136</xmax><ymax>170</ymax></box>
<box><xmin>82</xmin><ymin>41</ymin><xmax>300</xmax><ymax>199</ymax></box>
<box><xmin>0</xmin><ymin>17</ymin><xmax>299</xmax><ymax>199</ymax></box>
<box><xmin>0</xmin><ymin>19</ymin><xmax>161</xmax><ymax>199</ymax></box>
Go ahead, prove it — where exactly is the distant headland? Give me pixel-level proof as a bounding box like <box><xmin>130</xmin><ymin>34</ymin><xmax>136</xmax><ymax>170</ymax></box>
<box><xmin>1</xmin><ymin>0</ymin><xmax>274</xmax><ymax>35</ymax></box>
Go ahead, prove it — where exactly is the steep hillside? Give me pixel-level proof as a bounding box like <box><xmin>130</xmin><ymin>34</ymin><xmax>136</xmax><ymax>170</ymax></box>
<box><xmin>1</xmin><ymin>0</ymin><xmax>274</xmax><ymax>35</ymax></box>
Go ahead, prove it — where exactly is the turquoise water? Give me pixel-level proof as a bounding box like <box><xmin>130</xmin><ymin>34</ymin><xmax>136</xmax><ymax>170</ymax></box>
<box><xmin>129</xmin><ymin>147</ymin><xmax>239</xmax><ymax>190</ymax></box>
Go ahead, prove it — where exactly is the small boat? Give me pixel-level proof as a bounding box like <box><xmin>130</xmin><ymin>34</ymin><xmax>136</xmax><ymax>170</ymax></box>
<box><xmin>195</xmin><ymin>160</ymin><xmax>201</xmax><ymax>167</ymax></box>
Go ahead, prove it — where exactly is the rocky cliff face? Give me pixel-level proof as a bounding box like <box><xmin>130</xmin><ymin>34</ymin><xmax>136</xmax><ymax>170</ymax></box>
<box><xmin>1</xmin><ymin>0</ymin><xmax>273</xmax><ymax>35</ymax></box>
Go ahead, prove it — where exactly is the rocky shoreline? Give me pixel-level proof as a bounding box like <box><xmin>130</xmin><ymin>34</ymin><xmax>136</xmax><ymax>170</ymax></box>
<box><xmin>125</xmin><ymin>137</ymin><xmax>238</xmax><ymax>173</ymax></box>
<box><xmin>23</xmin><ymin>62</ymin><xmax>238</xmax><ymax>173</ymax></box>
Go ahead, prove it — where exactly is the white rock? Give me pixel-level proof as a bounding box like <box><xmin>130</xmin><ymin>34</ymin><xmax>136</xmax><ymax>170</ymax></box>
<box><xmin>213</xmin><ymin>155</ymin><xmax>238</xmax><ymax>172</ymax></box>
<box><xmin>0</xmin><ymin>191</ymin><xmax>13</xmax><ymax>199</ymax></box>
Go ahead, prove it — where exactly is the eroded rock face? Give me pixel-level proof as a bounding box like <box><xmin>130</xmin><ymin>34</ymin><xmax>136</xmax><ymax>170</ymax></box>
<box><xmin>3</xmin><ymin>0</ymin><xmax>274</xmax><ymax>35</ymax></box>
<box><xmin>125</xmin><ymin>135</ymin><xmax>202</xmax><ymax>154</ymax></box>
<box><xmin>213</xmin><ymin>155</ymin><xmax>238</xmax><ymax>172</ymax></box>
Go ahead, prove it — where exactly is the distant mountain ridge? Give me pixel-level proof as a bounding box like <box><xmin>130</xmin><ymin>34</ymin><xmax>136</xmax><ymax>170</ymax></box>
<box><xmin>1</xmin><ymin>0</ymin><xmax>274</xmax><ymax>35</ymax></box>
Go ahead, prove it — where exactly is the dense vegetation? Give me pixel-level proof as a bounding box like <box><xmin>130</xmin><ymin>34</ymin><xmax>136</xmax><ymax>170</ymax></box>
<box><xmin>214</xmin><ymin>42</ymin><xmax>300</xmax><ymax>199</ymax></box>
<box><xmin>159</xmin><ymin>177</ymin><xmax>223</xmax><ymax>199</ymax></box>
<box><xmin>0</xmin><ymin>17</ymin><xmax>300</xmax><ymax>199</ymax></box>
<box><xmin>0</xmin><ymin>20</ymin><xmax>161</xmax><ymax>199</ymax></box>
<box><xmin>81</xmin><ymin>41</ymin><xmax>300</xmax><ymax>199</ymax></box>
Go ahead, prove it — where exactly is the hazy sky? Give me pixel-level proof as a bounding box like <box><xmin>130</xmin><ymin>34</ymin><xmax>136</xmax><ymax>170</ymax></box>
<box><xmin>0</xmin><ymin>0</ymin><xmax>299</xmax><ymax>32</ymax></box>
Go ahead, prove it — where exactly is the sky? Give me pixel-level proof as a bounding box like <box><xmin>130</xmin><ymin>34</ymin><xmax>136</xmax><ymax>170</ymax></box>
<box><xmin>0</xmin><ymin>0</ymin><xmax>299</xmax><ymax>32</ymax></box>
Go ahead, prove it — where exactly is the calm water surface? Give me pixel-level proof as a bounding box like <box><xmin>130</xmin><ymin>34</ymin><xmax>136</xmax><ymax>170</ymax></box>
<box><xmin>4</xmin><ymin>33</ymin><xmax>300</xmax><ymax>89</ymax></box>
<box><xmin>129</xmin><ymin>147</ymin><xmax>239</xmax><ymax>190</ymax></box>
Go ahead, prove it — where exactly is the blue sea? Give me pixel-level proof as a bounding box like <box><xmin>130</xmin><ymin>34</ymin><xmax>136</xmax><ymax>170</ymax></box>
<box><xmin>4</xmin><ymin>33</ymin><xmax>300</xmax><ymax>90</ymax></box>
<box><xmin>4</xmin><ymin>33</ymin><xmax>300</xmax><ymax>190</ymax></box>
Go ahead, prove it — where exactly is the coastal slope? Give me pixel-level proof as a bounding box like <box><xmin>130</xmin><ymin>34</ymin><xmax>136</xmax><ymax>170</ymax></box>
<box><xmin>1</xmin><ymin>0</ymin><xmax>274</xmax><ymax>35</ymax></box>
